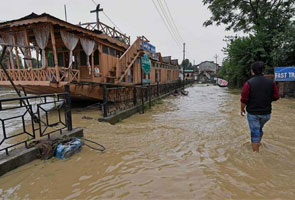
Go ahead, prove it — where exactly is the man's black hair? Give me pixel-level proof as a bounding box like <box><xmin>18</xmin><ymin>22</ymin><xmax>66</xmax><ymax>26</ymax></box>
<box><xmin>251</xmin><ymin>61</ymin><xmax>264</xmax><ymax>75</ymax></box>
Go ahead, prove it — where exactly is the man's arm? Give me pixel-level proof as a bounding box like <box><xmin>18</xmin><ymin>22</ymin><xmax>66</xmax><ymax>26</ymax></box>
<box><xmin>241</xmin><ymin>102</ymin><xmax>246</xmax><ymax>116</ymax></box>
<box><xmin>240</xmin><ymin>82</ymin><xmax>250</xmax><ymax>116</ymax></box>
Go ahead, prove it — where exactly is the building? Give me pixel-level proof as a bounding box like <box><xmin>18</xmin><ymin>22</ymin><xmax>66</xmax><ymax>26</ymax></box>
<box><xmin>0</xmin><ymin>13</ymin><xmax>180</xmax><ymax>100</ymax></box>
<box><xmin>197</xmin><ymin>61</ymin><xmax>220</xmax><ymax>82</ymax></box>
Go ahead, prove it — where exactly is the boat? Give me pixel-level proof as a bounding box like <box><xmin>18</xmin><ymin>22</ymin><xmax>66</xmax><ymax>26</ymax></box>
<box><xmin>216</xmin><ymin>78</ymin><xmax>228</xmax><ymax>87</ymax></box>
<box><xmin>0</xmin><ymin>12</ymin><xmax>180</xmax><ymax>101</ymax></box>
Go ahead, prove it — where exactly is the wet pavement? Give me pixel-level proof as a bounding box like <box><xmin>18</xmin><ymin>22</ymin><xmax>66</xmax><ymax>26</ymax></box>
<box><xmin>0</xmin><ymin>84</ymin><xmax>295</xmax><ymax>199</ymax></box>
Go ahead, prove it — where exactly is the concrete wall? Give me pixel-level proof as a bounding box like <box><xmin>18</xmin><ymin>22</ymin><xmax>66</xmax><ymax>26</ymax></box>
<box><xmin>199</xmin><ymin>61</ymin><xmax>218</xmax><ymax>74</ymax></box>
<box><xmin>0</xmin><ymin>128</ymin><xmax>84</xmax><ymax>177</ymax></box>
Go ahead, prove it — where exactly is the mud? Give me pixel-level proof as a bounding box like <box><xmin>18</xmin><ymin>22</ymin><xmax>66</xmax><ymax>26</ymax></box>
<box><xmin>0</xmin><ymin>85</ymin><xmax>295</xmax><ymax>199</ymax></box>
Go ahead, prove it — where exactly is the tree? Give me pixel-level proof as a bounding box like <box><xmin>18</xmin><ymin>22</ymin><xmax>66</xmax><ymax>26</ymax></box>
<box><xmin>204</xmin><ymin>0</ymin><xmax>295</xmax><ymax>87</ymax></box>
<box><xmin>272</xmin><ymin>22</ymin><xmax>295</xmax><ymax>67</ymax></box>
<box><xmin>203</xmin><ymin>0</ymin><xmax>295</xmax><ymax>33</ymax></box>
<box><xmin>181</xmin><ymin>59</ymin><xmax>192</xmax><ymax>69</ymax></box>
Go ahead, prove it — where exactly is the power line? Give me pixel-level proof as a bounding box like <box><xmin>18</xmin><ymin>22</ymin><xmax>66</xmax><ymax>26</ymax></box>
<box><xmin>157</xmin><ymin>0</ymin><xmax>182</xmax><ymax>44</ymax></box>
<box><xmin>102</xmin><ymin>11</ymin><xmax>122</xmax><ymax>32</ymax></box>
<box><xmin>90</xmin><ymin>0</ymin><xmax>122</xmax><ymax>32</ymax></box>
<box><xmin>151</xmin><ymin>0</ymin><xmax>181</xmax><ymax>48</ymax></box>
<box><xmin>162</xmin><ymin>0</ymin><xmax>184</xmax><ymax>42</ymax></box>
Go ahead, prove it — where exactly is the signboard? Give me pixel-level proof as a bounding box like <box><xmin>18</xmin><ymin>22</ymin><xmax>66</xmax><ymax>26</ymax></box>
<box><xmin>275</xmin><ymin>67</ymin><xmax>295</xmax><ymax>81</ymax></box>
<box><xmin>141</xmin><ymin>42</ymin><xmax>156</xmax><ymax>53</ymax></box>
<box><xmin>141</xmin><ymin>54</ymin><xmax>151</xmax><ymax>74</ymax></box>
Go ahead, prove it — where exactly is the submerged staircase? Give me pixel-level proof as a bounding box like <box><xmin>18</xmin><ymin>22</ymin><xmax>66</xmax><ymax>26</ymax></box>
<box><xmin>107</xmin><ymin>36</ymin><xmax>148</xmax><ymax>84</ymax></box>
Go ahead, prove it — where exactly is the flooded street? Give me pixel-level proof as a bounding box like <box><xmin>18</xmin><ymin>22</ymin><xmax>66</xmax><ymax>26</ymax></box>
<box><xmin>1</xmin><ymin>84</ymin><xmax>295</xmax><ymax>199</ymax></box>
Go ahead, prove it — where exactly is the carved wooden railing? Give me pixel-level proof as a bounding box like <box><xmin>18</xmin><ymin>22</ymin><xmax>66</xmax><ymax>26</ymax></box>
<box><xmin>79</xmin><ymin>21</ymin><xmax>130</xmax><ymax>45</ymax></box>
<box><xmin>0</xmin><ymin>67</ymin><xmax>80</xmax><ymax>84</ymax></box>
<box><xmin>115</xmin><ymin>36</ymin><xmax>149</xmax><ymax>83</ymax></box>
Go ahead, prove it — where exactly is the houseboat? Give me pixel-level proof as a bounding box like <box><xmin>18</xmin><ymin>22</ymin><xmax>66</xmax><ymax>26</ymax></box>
<box><xmin>0</xmin><ymin>12</ymin><xmax>180</xmax><ymax>100</ymax></box>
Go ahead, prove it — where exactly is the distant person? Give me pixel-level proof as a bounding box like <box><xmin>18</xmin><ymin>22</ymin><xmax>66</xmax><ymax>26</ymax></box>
<box><xmin>240</xmin><ymin>61</ymin><xmax>280</xmax><ymax>152</ymax></box>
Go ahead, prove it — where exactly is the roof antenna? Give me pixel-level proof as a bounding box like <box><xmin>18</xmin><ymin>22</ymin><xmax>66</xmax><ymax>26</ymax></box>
<box><xmin>64</xmin><ymin>4</ymin><xmax>68</xmax><ymax>22</ymax></box>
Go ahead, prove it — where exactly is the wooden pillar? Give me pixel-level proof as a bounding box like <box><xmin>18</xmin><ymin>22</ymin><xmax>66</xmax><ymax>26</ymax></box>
<box><xmin>50</xmin><ymin>24</ymin><xmax>60</xmax><ymax>82</ymax></box>
<box><xmin>13</xmin><ymin>34</ymin><xmax>21</xmax><ymax>70</ymax></box>
<box><xmin>36</xmin><ymin>48</ymin><xmax>40</xmax><ymax>68</ymax></box>
<box><xmin>134</xmin><ymin>62</ymin><xmax>137</xmax><ymax>84</ymax></box>
<box><xmin>91</xmin><ymin>50</ymin><xmax>95</xmax><ymax>81</ymax></box>
<box><xmin>24</xmin><ymin>29</ymin><xmax>33</xmax><ymax>69</ymax></box>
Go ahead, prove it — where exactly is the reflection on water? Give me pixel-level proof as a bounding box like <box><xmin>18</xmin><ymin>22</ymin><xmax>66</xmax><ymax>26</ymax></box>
<box><xmin>1</xmin><ymin>84</ymin><xmax>295</xmax><ymax>199</ymax></box>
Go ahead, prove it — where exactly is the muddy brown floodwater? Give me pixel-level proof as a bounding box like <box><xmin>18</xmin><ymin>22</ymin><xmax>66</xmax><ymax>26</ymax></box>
<box><xmin>1</xmin><ymin>84</ymin><xmax>295</xmax><ymax>199</ymax></box>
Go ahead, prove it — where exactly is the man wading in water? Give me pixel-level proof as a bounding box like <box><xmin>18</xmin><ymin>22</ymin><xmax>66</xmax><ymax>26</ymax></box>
<box><xmin>240</xmin><ymin>61</ymin><xmax>280</xmax><ymax>152</ymax></box>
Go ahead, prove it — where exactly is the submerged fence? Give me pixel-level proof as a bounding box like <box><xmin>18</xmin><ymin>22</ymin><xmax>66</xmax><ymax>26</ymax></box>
<box><xmin>101</xmin><ymin>80</ymin><xmax>194</xmax><ymax>117</ymax></box>
<box><xmin>0</xmin><ymin>89</ymin><xmax>72</xmax><ymax>155</ymax></box>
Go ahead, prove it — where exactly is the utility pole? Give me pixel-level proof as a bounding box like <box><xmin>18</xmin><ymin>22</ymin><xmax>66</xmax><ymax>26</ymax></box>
<box><xmin>214</xmin><ymin>54</ymin><xmax>219</xmax><ymax>65</ymax></box>
<box><xmin>64</xmin><ymin>5</ymin><xmax>68</xmax><ymax>22</ymax></box>
<box><xmin>183</xmin><ymin>43</ymin><xmax>186</xmax><ymax>61</ymax></box>
<box><xmin>91</xmin><ymin>4</ymin><xmax>104</xmax><ymax>30</ymax></box>
<box><xmin>214</xmin><ymin>54</ymin><xmax>219</xmax><ymax>77</ymax></box>
<box><xmin>183</xmin><ymin>43</ymin><xmax>186</xmax><ymax>89</ymax></box>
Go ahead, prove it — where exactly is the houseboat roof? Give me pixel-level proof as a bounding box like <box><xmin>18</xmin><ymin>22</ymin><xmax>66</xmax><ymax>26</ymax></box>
<box><xmin>0</xmin><ymin>12</ymin><xmax>129</xmax><ymax>49</ymax></box>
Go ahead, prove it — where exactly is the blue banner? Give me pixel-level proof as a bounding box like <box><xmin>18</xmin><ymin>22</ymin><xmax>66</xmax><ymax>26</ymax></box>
<box><xmin>274</xmin><ymin>67</ymin><xmax>295</xmax><ymax>81</ymax></box>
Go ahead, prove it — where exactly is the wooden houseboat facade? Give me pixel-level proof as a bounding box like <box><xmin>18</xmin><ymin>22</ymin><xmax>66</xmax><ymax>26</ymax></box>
<box><xmin>0</xmin><ymin>13</ymin><xmax>179</xmax><ymax>99</ymax></box>
<box><xmin>0</xmin><ymin>13</ymin><xmax>180</xmax><ymax>100</ymax></box>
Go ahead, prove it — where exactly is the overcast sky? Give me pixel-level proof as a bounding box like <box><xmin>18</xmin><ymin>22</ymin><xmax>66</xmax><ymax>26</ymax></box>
<box><xmin>0</xmin><ymin>0</ymin><xmax>234</xmax><ymax>65</ymax></box>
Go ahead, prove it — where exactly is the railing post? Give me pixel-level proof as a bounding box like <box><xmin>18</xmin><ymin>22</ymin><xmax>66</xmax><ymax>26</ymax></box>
<box><xmin>145</xmin><ymin>86</ymin><xmax>148</xmax><ymax>101</ymax></box>
<box><xmin>65</xmin><ymin>85</ymin><xmax>72</xmax><ymax>131</ymax></box>
<box><xmin>103</xmin><ymin>85</ymin><xmax>108</xmax><ymax>117</ymax></box>
<box><xmin>141</xmin><ymin>86</ymin><xmax>144</xmax><ymax>114</ymax></box>
<box><xmin>133</xmin><ymin>86</ymin><xmax>137</xmax><ymax>106</ymax></box>
<box><xmin>148</xmin><ymin>83</ymin><xmax>152</xmax><ymax>109</ymax></box>
<box><xmin>157</xmin><ymin>82</ymin><xmax>159</xmax><ymax>96</ymax></box>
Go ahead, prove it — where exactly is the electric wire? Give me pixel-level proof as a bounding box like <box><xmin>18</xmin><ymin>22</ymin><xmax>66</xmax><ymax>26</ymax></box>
<box><xmin>157</xmin><ymin>0</ymin><xmax>182</xmax><ymax>45</ymax></box>
<box><xmin>151</xmin><ymin>0</ymin><xmax>181</xmax><ymax>48</ymax></box>
<box><xmin>81</xmin><ymin>138</ymin><xmax>106</xmax><ymax>152</ymax></box>
<box><xmin>162</xmin><ymin>0</ymin><xmax>184</xmax><ymax>42</ymax></box>
<box><xmin>102</xmin><ymin>11</ymin><xmax>123</xmax><ymax>32</ymax></box>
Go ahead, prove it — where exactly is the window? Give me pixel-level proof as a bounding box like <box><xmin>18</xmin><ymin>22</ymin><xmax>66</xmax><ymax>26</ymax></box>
<box><xmin>94</xmin><ymin>49</ymin><xmax>99</xmax><ymax>65</ymax></box>
<box><xmin>155</xmin><ymin>69</ymin><xmax>161</xmax><ymax>82</ymax></box>
<box><xmin>80</xmin><ymin>51</ymin><xmax>87</xmax><ymax>66</ymax></box>
<box><xmin>109</xmin><ymin>48</ymin><xmax>116</xmax><ymax>56</ymax></box>
<box><xmin>116</xmin><ymin>50</ymin><xmax>122</xmax><ymax>58</ymax></box>
<box><xmin>128</xmin><ymin>66</ymin><xmax>134</xmax><ymax>83</ymax></box>
<box><xmin>167</xmin><ymin>70</ymin><xmax>171</xmax><ymax>81</ymax></box>
<box><xmin>102</xmin><ymin>45</ymin><xmax>109</xmax><ymax>54</ymax></box>
<box><xmin>57</xmin><ymin>52</ymin><xmax>64</xmax><ymax>67</ymax></box>
<box><xmin>47</xmin><ymin>51</ymin><xmax>54</xmax><ymax>67</ymax></box>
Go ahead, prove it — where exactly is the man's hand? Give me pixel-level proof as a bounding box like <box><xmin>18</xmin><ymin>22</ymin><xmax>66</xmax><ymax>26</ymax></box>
<box><xmin>241</xmin><ymin>103</ymin><xmax>246</xmax><ymax>117</ymax></box>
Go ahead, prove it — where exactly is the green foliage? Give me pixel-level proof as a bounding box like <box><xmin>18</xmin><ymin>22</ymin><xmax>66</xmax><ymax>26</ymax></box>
<box><xmin>203</xmin><ymin>0</ymin><xmax>295</xmax><ymax>33</ymax></box>
<box><xmin>181</xmin><ymin>59</ymin><xmax>192</xmax><ymax>69</ymax></box>
<box><xmin>204</xmin><ymin>0</ymin><xmax>295</xmax><ymax>87</ymax></box>
<box><xmin>272</xmin><ymin>22</ymin><xmax>295</xmax><ymax>67</ymax></box>
<box><xmin>220</xmin><ymin>35</ymin><xmax>272</xmax><ymax>87</ymax></box>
